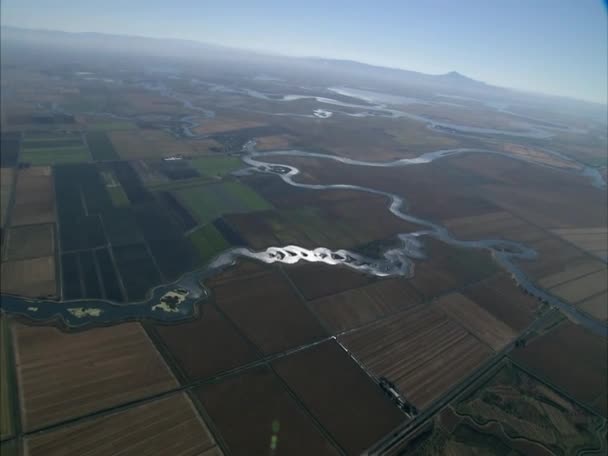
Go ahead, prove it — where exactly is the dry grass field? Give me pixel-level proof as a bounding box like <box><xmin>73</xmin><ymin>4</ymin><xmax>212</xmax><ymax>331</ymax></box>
<box><xmin>340</xmin><ymin>304</ymin><xmax>493</xmax><ymax>409</ymax></box>
<box><xmin>13</xmin><ymin>322</ymin><xmax>178</xmax><ymax>431</ymax></box>
<box><xmin>551</xmin><ymin>227</ymin><xmax>608</xmax><ymax>260</ymax></box>
<box><xmin>434</xmin><ymin>292</ymin><xmax>516</xmax><ymax>350</ymax></box>
<box><xmin>501</xmin><ymin>143</ymin><xmax>582</xmax><ymax>170</ymax></box>
<box><xmin>193</xmin><ymin>118</ymin><xmax>266</xmax><ymax>135</ymax></box>
<box><xmin>255</xmin><ymin>134</ymin><xmax>295</xmax><ymax>150</ymax></box>
<box><xmin>273</xmin><ymin>341</ymin><xmax>405</xmax><ymax>455</ymax></box>
<box><xmin>578</xmin><ymin>292</ymin><xmax>608</xmax><ymax>321</ymax></box>
<box><xmin>3</xmin><ymin>223</ymin><xmax>55</xmax><ymax>261</ymax></box>
<box><xmin>10</xmin><ymin>167</ymin><xmax>55</xmax><ymax>226</ymax></box>
<box><xmin>1</xmin><ymin>256</ymin><xmax>56</xmax><ymax>298</ymax></box>
<box><xmin>196</xmin><ymin>365</ymin><xmax>339</xmax><ymax>456</ymax></box>
<box><xmin>24</xmin><ymin>393</ymin><xmax>222</xmax><ymax>456</ymax></box>
<box><xmin>0</xmin><ymin>317</ymin><xmax>15</xmax><ymax>440</ymax></box>
<box><xmin>511</xmin><ymin>321</ymin><xmax>608</xmax><ymax>416</ymax></box>
<box><xmin>309</xmin><ymin>278</ymin><xmax>422</xmax><ymax>333</ymax></box>
<box><xmin>0</xmin><ymin>168</ymin><xmax>14</xmax><ymax>228</ymax></box>
<box><xmin>109</xmin><ymin>129</ymin><xmax>194</xmax><ymax>159</ymax></box>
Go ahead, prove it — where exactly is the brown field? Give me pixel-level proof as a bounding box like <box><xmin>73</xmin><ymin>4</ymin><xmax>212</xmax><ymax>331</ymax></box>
<box><xmin>273</xmin><ymin>341</ymin><xmax>405</xmax><ymax>455</ymax></box>
<box><xmin>1</xmin><ymin>256</ymin><xmax>56</xmax><ymax>298</ymax></box>
<box><xmin>24</xmin><ymin>393</ymin><xmax>221</xmax><ymax>456</ymax></box>
<box><xmin>10</xmin><ymin>167</ymin><xmax>55</xmax><ymax>226</ymax></box>
<box><xmin>3</xmin><ymin>223</ymin><xmax>54</xmax><ymax>261</ymax></box>
<box><xmin>309</xmin><ymin>278</ymin><xmax>422</xmax><ymax>333</ymax></box>
<box><xmin>284</xmin><ymin>262</ymin><xmax>375</xmax><ymax>301</ymax></box>
<box><xmin>578</xmin><ymin>292</ymin><xmax>608</xmax><ymax>321</ymax></box>
<box><xmin>511</xmin><ymin>321</ymin><xmax>608</xmax><ymax>416</ymax></box>
<box><xmin>255</xmin><ymin>134</ymin><xmax>295</xmax><ymax>150</ymax></box>
<box><xmin>123</xmin><ymin>93</ymin><xmax>183</xmax><ymax>113</ymax></box>
<box><xmin>13</xmin><ymin>322</ymin><xmax>178</xmax><ymax>431</ymax></box>
<box><xmin>405</xmin><ymin>103</ymin><xmax>524</xmax><ymax>131</ymax></box>
<box><xmin>0</xmin><ymin>168</ymin><xmax>14</xmax><ymax>228</ymax></box>
<box><xmin>461</xmin><ymin>274</ymin><xmax>541</xmax><ymax>331</ymax></box>
<box><xmin>434</xmin><ymin>293</ymin><xmax>516</xmax><ymax>350</ymax></box>
<box><xmin>1</xmin><ymin>317</ymin><xmax>15</xmax><ymax>440</ymax></box>
<box><xmin>152</xmin><ymin>303</ymin><xmax>259</xmax><ymax>382</ymax></box>
<box><xmin>551</xmin><ymin>227</ymin><xmax>608</xmax><ymax>259</ymax></box>
<box><xmin>183</xmin><ymin>138</ymin><xmax>224</xmax><ymax>155</ymax></box>
<box><xmin>408</xmin><ymin>238</ymin><xmax>499</xmax><ymax>300</ymax></box>
<box><xmin>193</xmin><ymin>118</ymin><xmax>266</xmax><ymax>135</ymax></box>
<box><xmin>442</xmin><ymin>210</ymin><xmax>546</xmax><ymax>243</ymax></box>
<box><xmin>340</xmin><ymin>304</ymin><xmax>493</xmax><ymax>409</ymax></box>
<box><xmin>196</xmin><ymin>365</ymin><xmax>339</xmax><ymax>456</ymax></box>
<box><xmin>109</xmin><ymin>129</ymin><xmax>194</xmax><ymax>159</ymax></box>
<box><xmin>211</xmin><ymin>264</ymin><xmax>327</xmax><ymax>354</ymax></box>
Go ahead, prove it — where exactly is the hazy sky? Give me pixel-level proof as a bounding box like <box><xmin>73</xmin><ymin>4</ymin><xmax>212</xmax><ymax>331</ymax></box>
<box><xmin>2</xmin><ymin>0</ymin><xmax>607</xmax><ymax>103</ymax></box>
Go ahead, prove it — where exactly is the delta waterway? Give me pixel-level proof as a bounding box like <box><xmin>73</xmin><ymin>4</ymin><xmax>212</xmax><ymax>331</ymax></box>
<box><xmin>1</xmin><ymin>140</ymin><xmax>606</xmax><ymax>336</ymax></box>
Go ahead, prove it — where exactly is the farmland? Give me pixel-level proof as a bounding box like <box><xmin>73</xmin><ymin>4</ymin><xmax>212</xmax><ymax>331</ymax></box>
<box><xmin>551</xmin><ymin>227</ymin><xmax>608</xmax><ymax>260</ymax></box>
<box><xmin>10</xmin><ymin>167</ymin><xmax>55</xmax><ymax>227</ymax></box>
<box><xmin>1</xmin><ymin>256</ymin><xmax>56</xmax><ymax>298</ymax></box>
<box><xmin>190</xmin><ymin>156</ymin><xmax>242</xmax><ymax>178</ymax></box>
<box><xmin>309</xmin><ymin>278</ymin><xmax>422</xmax><ymax>333</ymax></box>
<box><xmin>12</xmin><ymin>322</ymin><xmax>178</xmax><ymax>431</ymax></box>
<box><xmin>0</xmin><ymin>317</ymin><xmax>15</xmax><ymax>440</ymax></box>
<box><xmin>340</xmin><ymin>304</ymin><xmax>493</xmax><ymax>409</ymax></box>
<box><xmin>152</xmin><ymin>304</ymin><xmax>259</xmax><ymax>382</ymax></box>
<box><xmin>511</xmin><ymin>321</ymin><xmax>608</xmax><ymax>416</ymax></box>
<box><xmin>175</xmin><ymin>181</ymin><xmax>272</xmax><ymax>225</ymax></box>
<box><xmin>19</xmin><ymin>134</ymin><xmax>90</xmax><ymax>165</ymax></box>
<box><xmin>211</xmin><ymin>263</ymin><xmax>327</xmax><ymax>354</ymax></box>
<box><xmin>24</xmin><ymin>393</ymin><xmax>223</xmax><ymax>456</ymax></box>
<box><xmin>188</xmin><ymin>223</ymin><xmax>230</xmax><ymax>264</ymax></box>
<box><xmin>3</xmin><ymin>223</ymin><xmax>54</xmax><ymax>261</ymax></box>
<box><xmin>196</xmin><ymin>365</ymin><xmax>339</xmax><ymax>455</ymax></box>
<box><xmin>0</xmin><ymin>168</ymin><xmax>14</xmax><ymax>227</ymax></box>
<box><xmin>86</xmin><ymin>131</ymin><xmax>120</xmax><ymax>160</ymax></box>
<box><xmin>273</xmin><ymin>340</ymin><xmax>406</xmax><ymax>454</ymax></box>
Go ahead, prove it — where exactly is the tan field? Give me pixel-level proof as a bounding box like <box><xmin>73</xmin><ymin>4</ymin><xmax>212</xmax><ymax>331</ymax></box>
<box><xmin>549</xmin><ymin>269</ymin><xmax>607</xmax><ymax>304</ymax></box>
<box><xmin>10</xmin><ymin>167</ymin><xmax>55</xmax><ymax>226</ymax></box>
<box><xmin>0</xmin><ymin>168</ymin><xmax>14</xmax><ymax>227</ymax></box>
<box><xmin>1</xmin><ymin>256</ymin><xmax>56</xmax><ymax>298</ymax></box>
<box><xmin>255</xmin><ymin>134</ymin><xmax>294</xmax><ymax>150</ymax></box>
<box><xmin>578</xmin><ymin>292</ymin><xmax>608</xmax><ymax>321</ymax></box>
<box><xmin>538</xmin><ymin>260</ymin><xmax>605</xmax><ymax>289</ymax></box>
<box><xmin>435</xmin><ymin>292</ymin><xmax>516</xmax><ymax>350</ymax></box>
<box><xmin>13</xmin><ymin>322</ymin><xmax>178</xmax><ymax>431</ymax></box>
<box><xmin>193</xmin><ymin>118</ymin><xmax>266</xmax><ymax>135</ymax></box>
<box><xmin>109</xmin><ymin>129</ymin><xmax>194</xmax><ymax>159</ymax></box>
<box><xmin>501</xmin><ymin>143</ymin><xmax>582</xmax><ymax>170</ymax></box>
<box><xmin>24</xmin><ymin>393</ymin><xmax>222</xmax><ymax>456</ymax></box>
<box><xmin>551</xmin><ymin>227</ymin><xmax>608</xmax><ymax>259</ymax></box>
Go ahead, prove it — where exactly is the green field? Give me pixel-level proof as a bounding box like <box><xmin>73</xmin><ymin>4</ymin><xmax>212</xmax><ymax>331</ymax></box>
<box><xmin>20</xmin><ymin>146</ymin><xmax>91</xmax><ymax>165</ymax></box>
<box><xmin>0</xmin><ymin>318</ymin><xmax>14</xmax><ymax>439</ymax></box>
<box><xmin>87</xmin><ymin>132</ymin><xmax>120</xmax><ymax>161</ymax></box>
<box><xmin>188</xmin><ymin>223</ymin><xmax>230</xmax><ymax>264</ymax></box>
<box><xmin>107</xmin><ymin>186</ymin><xmax>130</xmax><ymax>207</ymax></box>
<box><xmin>190</xmin><ymin>156</ymin><xmax>243</xmax><ymax>178</ymax></box>
<box><xmin>175</xmin><ymin>181</ymin><xmax>272</xmax><ymax>225</ymax></box>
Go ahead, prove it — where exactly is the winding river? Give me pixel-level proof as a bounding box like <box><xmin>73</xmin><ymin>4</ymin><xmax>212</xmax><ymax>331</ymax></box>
<box><xmin>1</xmin><ymin>140</ymin><xmax>606</xmax><ymax>336</ymax></box>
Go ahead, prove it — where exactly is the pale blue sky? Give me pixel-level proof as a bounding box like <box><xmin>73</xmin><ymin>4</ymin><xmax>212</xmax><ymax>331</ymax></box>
<box><xmin>2</xmin><ymin>0</ymin><xmax>607</xmax><ymax>103</ymax></box>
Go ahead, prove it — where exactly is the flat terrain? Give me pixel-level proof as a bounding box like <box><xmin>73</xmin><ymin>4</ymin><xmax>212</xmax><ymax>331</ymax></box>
<box><xmin>0</xmin><ymin>168</ymin><xmax>14</xmax><ymax>227</ymax></box>
<box><xmin>152</xmin><ymin>304</ymin><xmax>259</xmax><ymax>382</ymax></box>
<box><xmin>0</xmin><ymin>317</ymin><xmax>15</xmax><ymax>440</ymax></box>
<box><xmin>13</xmin><ymin>322</ymin><xmax>178</xmax><ymax>431</ymax></box>
<box><xmin>211</xmin><ymin>263</ymin><xmax>327</xmax><ymax>354</ymax></box>
<box><xmin>340</xmin><ymin>304</ymin><xmax>493</xmax><ymax>409</ymax></box>
<box><xmin>273</xmin><ymin>340</ymin><xmax>405</xmax><ymax>455</ymax></box>
<box><xmin>511</xmin><ymin>321</ymin><xmax>608</xmax><ymax>416</ymax></box>
<box><xmin>109</xmin><ymin>129</ymin><xmax>194</xmax><ymax>159</ymax></box>
<box><xmin>309</xmin><ymin>278</ymin><xmax>422</xmax><ymax>333</ymax></box>
<box><xmin>24</xmin><ymin>393</ymin><xmax>222</xmax><ymax>456</ymax></box>
<box><xmin>3</xmin><ymin>223</ymin><xmax>54</xmax><ymax>261</ymax></box>
<box><xmin>1</xmin><ymin>256</ymin><xmax>56</xmax><ymax>298</ymax></box>
<box><xmin>10</xmin><ymin>167</ymin><xmax>55</xmax><ymax>226</ymax></box>
<box><xmin>196</xmin><ymin>365</ymin><xmax>339</xmax><ymax>455</ymax></box>
<box><xmin>434</xmin><ymin>292</ymin><xmax>516</xmax><ymax>350</ymax></box>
